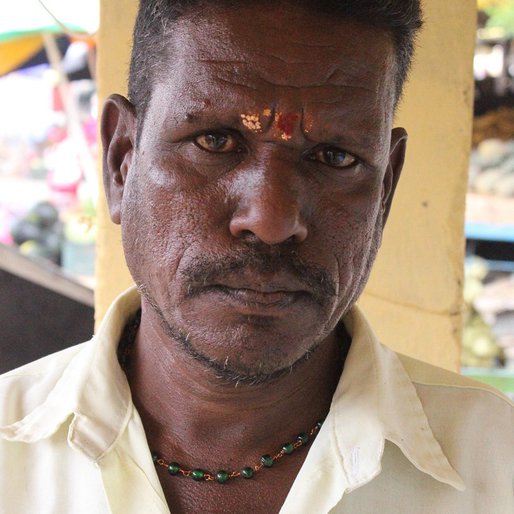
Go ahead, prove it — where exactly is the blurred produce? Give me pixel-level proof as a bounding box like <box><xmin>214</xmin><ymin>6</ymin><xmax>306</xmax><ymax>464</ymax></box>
<box><xmin>463</xmin><ymin>308</ymin><xmax>502</xmax><ymax>368</ymax></box>
<box><xmin>0</xmin><ymin>66</ymin><xmax>98</xmax><ymax>282</ymax></box>
<box><xmin>473</xmin><ymin>107</ymin><xmax>514</xmax><ymax>146</ymax></box>
<box><xmin>474</xmin><ymin>275</ymin><xmax>514</xmax><ymax>369</ymax></box>
<box><xmin>479</xmin><ymin>0</ymin><xmax>514</xmax><ymax>35</ymax></box>
<box><xmin>463</xmin><ymin>258</ymin><xmax>514</xmax><ymax>368</ymax></box>
<box><xmin>10</xmin><ymin>200</ymin><xmax>63</xmax><ymax>264</ymax></box>
<box><xmin>469</xmin><ymin>108</ymin><xmax>514</xmax><ymax>198</ymax></box>
<box><xmin>462</xmin><ymin>258</ymin><xmax>503</xmax><ymax>368</ymax></box>
<box><xmin>61</xmin><ymin>191</ymin><xmax>96</xmax><ymax>278</ymax></box>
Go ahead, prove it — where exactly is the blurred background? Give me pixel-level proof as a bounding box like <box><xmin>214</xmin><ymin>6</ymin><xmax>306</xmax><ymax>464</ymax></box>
<box><xmin>463</xmin><ymin>0</ymin><xmax>514</xmax><ymax>397</ymax></box>
<box><xmin>0</xmin><ymin>0</ymin><xmax>513</xmax><ymax>398</ymax></box>
<box><xmin>0</xmin><ymin>0</ymin><xmax>97</xmax><ymax>371</ymax></box>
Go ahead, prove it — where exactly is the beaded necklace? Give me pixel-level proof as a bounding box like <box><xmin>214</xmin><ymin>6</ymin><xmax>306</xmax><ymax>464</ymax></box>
<box><xmin>118</xmin><ymin>309</ymin><xmax>325</xmax><ymax>484</ymax></box>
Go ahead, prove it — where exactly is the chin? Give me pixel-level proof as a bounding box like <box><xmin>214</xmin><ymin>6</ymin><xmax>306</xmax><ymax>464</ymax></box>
<box><xmin>181</xmin><ymin>333</ymin><xmax>321</xmax><ymax>386</ymax></box>
<box><xmin>167</xmin><ymin>306</ymin><xmax>330</xmax><ymax>385</ymax></box>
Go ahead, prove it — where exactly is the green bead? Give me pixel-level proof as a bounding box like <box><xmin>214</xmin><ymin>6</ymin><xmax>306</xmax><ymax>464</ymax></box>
<box><xmin>241</xmin><ymin>467</ymin><xmax>254</xmax><ymax>479</ymax></box>
<box><xmin>261</xmin><ymin>454</ymin><xmax>273</xmax><ymax>467</ymax></box>
<box><xmin>167</xmin><ymin>462</ymin><xmax>180</xmax><ymax>475</ymax></box>
<box><xmin>215</xmin><ymin>470</ymin><xmax>229</xmax><ymax>483</ymax></box>
<box><xmin>191</xmin><ymin>469</ymin><xmax>206</xmax><ymax>481</ymax></box>
<box><xmin>151</xmin><ymin>451</ymin><xmax>159</xmax><ymax>463</ymax></box>
<box><xmin>282</xmin><ymin>442</ymin><xmax>294</xmax><ymax>454</ymax></box>
<box><xmin>315</xmin><ymin>420</ymin><xmax>324</xmax><ymax>430</ymax></box>
<box><xmin>297</xmin><ymin>432</ymin><xmax>309</xmax><ymax>445</ymax></box>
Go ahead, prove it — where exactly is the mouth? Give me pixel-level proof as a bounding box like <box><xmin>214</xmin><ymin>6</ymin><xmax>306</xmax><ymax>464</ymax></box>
<box><xmin>181</xmin><ymin>252</ymin><xmax>337</xmax><ymax>310</ymax></box>
<box><xmin>205</xmin><ymin>284</ymin><xmax>306</xmax><ymax>308</ymax></box>
<box><xmin>188</xmin><ymin>273</ymin><xmax>313</xmax><ymax>313</ymax></box>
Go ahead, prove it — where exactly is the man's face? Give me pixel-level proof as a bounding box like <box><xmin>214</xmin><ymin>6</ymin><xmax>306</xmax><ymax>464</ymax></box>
<box><xmin>103</xmin><ymin>4</ymin><xmax>406</xmax><ymax>382</ymax></box>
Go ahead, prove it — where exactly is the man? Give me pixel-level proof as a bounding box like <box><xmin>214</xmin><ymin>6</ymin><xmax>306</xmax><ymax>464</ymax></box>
<box><xmin>1</xmin><ymin>1</ymin><xmax>513</xmax><ymax>513</ymax></box>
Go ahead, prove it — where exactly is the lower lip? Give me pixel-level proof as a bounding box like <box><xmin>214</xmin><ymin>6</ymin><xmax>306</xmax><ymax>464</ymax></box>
<box><xmin>203</xmin><ymin>286</ymin><xmax>305</xmax><ymax>310</ymax></box>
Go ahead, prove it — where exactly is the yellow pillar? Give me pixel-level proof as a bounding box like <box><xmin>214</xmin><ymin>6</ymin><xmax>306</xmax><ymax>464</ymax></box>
<box><xmin>359</xmin><ymin>5</ymin><xmax>476</xmax><ymax>370</ymax></box>
<box><xmin>96</xmin><ymin>1</ymin><xmax>476</xmax><ymax>371</ymax></box>
<box><xmin>95</xmin><ymin>0</ymin><xmax>138</xmax><ymax>319</ymax></box>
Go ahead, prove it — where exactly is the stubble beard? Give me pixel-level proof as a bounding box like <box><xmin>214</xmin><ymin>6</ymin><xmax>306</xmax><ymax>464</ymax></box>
<box><xmin>136</xmin><ymin>280</ymin><xmax>330</xmax><ymax>387</ymax></box>
<box><xmin>129</xmin><ymin>207</ymin><xmax>383</xmax><ymax>387</ymax></box>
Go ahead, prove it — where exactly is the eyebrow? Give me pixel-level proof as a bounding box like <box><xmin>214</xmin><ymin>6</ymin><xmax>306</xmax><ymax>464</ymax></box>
<box><xmin>181</xmin><ymin>111</ymin><xmax>243</xmax><ymax>127</ymax></box>
<box><xmin>328</xmin><ymin>131</ymin><xmax>381</xmax><ymax>153</ymax></box>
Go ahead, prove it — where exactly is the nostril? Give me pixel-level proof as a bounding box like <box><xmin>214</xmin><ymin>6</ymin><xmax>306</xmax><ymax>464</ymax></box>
<box><xmin>237</xmin><ymin>229</ymin><xmax>257</xmax><ymax>241</ymax></box>
<box><xmin>229</xmin><ymin>210</ymin><xmax>308</xmax><ymax>245</ymax></box>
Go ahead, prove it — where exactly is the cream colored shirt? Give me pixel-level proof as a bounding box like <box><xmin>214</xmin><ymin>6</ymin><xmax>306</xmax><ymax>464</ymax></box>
<box><xmin>1</xmin><ymin>287</ymin><xmax>513</xmax><ymax>514</ymax></box>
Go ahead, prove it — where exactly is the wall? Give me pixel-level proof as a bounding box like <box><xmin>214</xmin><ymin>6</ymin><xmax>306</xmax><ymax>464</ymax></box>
<box><xmin>96</xmin><ymin>0</ymin><xmax>476</xmax><ymax>371</ymax></box>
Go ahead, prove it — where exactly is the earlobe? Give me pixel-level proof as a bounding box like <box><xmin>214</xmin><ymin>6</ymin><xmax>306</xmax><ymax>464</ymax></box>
<box><xmin>381</xmin><ymin>127</ymin><xmax>407</xmax><ymax>226</ymax></box>
<box><xmin>100</xmin><ymin>94</ymin><xmax>137</xmax><ymax>225</ymax></box>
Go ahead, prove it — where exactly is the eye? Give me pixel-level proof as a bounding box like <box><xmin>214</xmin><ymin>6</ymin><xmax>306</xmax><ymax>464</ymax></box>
<box><xmin>308</xmin><ymin>146</ymin><xmax>357</xmax><ymax>168</ymax></box>
<box><xmin>194</xmin><ymin>132</ymin><xmax>240</xmax><ymax>153</ymax></box>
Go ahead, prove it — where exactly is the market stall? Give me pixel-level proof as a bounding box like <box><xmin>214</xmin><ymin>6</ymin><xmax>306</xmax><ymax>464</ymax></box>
<box><xmin>0</xmin><ymin>0</ymin><xmax>98</xmax><ymax>284</ymax></box>
<box><xmin>0</xmin><ymin>1</ymin><xmax>99</xmax><ymax>371</ymax></box>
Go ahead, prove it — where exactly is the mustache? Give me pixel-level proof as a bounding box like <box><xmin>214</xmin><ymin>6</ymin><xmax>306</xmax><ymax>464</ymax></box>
<box><xmin>182</xmin><ymin>249</ymin><xmax>337</xmax><ymax>304</ymax></box>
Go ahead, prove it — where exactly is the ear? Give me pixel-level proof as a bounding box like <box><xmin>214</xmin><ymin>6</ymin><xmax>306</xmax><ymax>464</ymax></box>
<box><xmin>101</xmin><ymin>94</ymin><xmax>137</xmax><ymax>225</ymax></box>
<box><xmin>380</xmin><ymin>127</ymin><xmax>407</xmax><ymax>226</ymax></box>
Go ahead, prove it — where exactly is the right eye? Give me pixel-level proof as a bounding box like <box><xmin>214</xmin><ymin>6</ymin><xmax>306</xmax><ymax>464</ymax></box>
<box><xmin>194</xmin><ymin>132</ymin><xmax>240</xmax><ymax>153</ymax></box>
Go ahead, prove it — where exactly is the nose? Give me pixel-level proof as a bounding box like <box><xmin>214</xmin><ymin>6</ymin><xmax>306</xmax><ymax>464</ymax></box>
<box><xmin>229</xmin><ymin>165</ymin><xmax>308</xmax><ymax>245</ymax></box>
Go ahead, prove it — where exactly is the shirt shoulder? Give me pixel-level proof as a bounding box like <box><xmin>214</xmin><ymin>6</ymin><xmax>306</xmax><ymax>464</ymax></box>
<box><xmin>397</xmin><ymin>352</ymin><xmax>513</xmax><ymax>405</ymax></box>
<box><xmin>396</xmin><ymin>352</ymin><xmax>514</xmax><ymax>450</ymax></box>
<box><xmin>0</xmin><ymin>343</ymin><xmax>88</xmax><ymax>427</ymax></box>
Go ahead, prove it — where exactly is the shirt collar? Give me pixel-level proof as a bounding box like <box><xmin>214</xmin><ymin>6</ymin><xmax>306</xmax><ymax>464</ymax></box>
<box><xmin>336</xmin><ymin>306</ymin><xmax>464</xmax><ymax>490</ymax></box>
<box><xmin>1</xmin><ymin>287</ymin><xmax>465</xmax><ymax>491</ymax></box>
<box><xmin>281</xmin><ymin>304</ymin><xmax>465</xmax><ymax>513</ymax></box>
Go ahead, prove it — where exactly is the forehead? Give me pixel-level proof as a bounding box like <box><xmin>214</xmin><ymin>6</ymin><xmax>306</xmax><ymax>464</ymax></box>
<box><xmin>145</xmin><ymin>5</ymin><xmax>397</xmax><ymax>140</ymax></box>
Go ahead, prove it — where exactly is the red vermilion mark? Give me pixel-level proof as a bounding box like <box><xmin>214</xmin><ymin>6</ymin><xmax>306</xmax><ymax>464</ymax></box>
<box><xmin>276</xmin><ymin>112</ymin><xmax>299</xmax><ymax>140</ymax></box>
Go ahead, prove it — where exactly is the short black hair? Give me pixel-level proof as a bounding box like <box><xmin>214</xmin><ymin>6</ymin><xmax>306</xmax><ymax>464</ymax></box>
<box><xmin>129</xmin><ymin>0</ymin><xmax>423</xmax><ymax>122</ymax></box>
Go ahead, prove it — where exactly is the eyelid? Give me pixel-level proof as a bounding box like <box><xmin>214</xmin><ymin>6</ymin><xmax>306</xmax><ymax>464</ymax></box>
<box><xmin>192</xmin><ymin>129</ymin><xmax>246</xmax><ymax>153</ymax></box>
<box><xmin>188</xmin><ymin>127</ymin><xmax>243</xmax><ymax>141</ymax></box>
<box><xmin>304</xmin><ymin>144</ymin><xmax>359</xmax><ymax>168</ymax></box>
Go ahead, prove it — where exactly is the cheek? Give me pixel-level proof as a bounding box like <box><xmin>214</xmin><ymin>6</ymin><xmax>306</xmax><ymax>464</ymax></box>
<box><xmin>321</xmin><ymin>181</ymin><xmax>382</xmax><ymax>242</ymax></box>
<box><xmin>121</xmin><ymin>164</ymin><xmax>229</xmax><ymax>286</ymax></box>
<box><xmin>316</xmin><ymin>193</ymin><xmax>382</xmax><ymax>282</ymax></box>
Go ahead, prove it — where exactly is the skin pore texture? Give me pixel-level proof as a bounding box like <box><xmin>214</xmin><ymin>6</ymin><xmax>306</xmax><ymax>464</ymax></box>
<box><xmin>101</xmin><ymin>4</ymin><xmax>407</xmax><ymax>513</ymax></box>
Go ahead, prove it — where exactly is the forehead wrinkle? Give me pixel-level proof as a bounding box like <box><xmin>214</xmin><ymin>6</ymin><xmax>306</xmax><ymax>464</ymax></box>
<box><xmin>165</xmin><ymin>60</ymin><xmax>382</xmax><ymax>106</ymax></box>
<box><xmin>195</xmin><ymin>54</ymin><xmax>321</xmax><ymax>66</ymax></box>
<box><xmin>169</xmin><ymin>7</ymin><xmax>397</xmax><ymax>94</ymax></box>
<box><xmin>185</xmin><ymin>5</ymin><xmax>393</xmax><ymax>62</ymax></box>
<box><xmin>205</xmin><ymin>63</ymin><xmax>381</xmax><ymax>97</ymax></box>
<box><xmin>155</xmin><ymin>72</ymin><xmax>389</xmax><ymax>140</ymax></box>
<box><xmin>152</xmin><ymin>64</ymin><xmax>389</xmax><ymax>135</ymax></box>
<box><xmin>180</xmin><ymin>55</ymin><xmax>383</xmax><ymax>94</ymax></box>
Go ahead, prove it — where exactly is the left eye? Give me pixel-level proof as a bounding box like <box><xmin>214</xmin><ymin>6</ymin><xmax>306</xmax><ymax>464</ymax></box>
<box><xmin>195</xmin><ymin>132</ymin><xmax>240</xmax><ymax>153</ymax></box>
<box><xmin>308</xmin><ymin>146</ymin><xmax>357</xmax><ymax>168</ymax></box>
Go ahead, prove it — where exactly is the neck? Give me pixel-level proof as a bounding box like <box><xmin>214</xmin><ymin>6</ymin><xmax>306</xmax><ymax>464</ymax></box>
<box><xmin>126</xmin><ymin>301</ymin><xmax>348</xmax><ymax>469</ymax></box>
